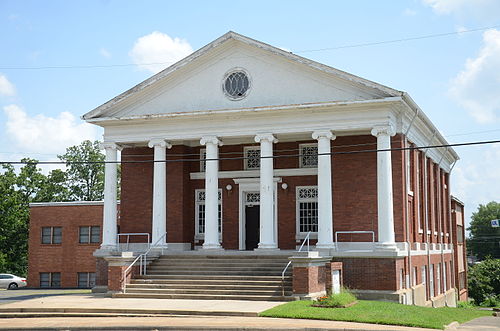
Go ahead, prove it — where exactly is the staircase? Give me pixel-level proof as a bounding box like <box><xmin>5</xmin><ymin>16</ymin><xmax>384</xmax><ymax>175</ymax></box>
<box><xmin>113</xmin><ymin>255</ymin><xmax>294</xmax><ymax>301</ymax></box>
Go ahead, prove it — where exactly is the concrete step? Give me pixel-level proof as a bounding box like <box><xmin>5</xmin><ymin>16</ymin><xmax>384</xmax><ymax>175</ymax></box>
<box><xmin>137</xmin><ymin>274</ymin><xmax>291</xmax><ymax>281</ymax></box>
<box><xmin>113</xmin><ymin>292</ymin><xmax>295</xmax><ymax>301</ymax></box>
<box><xmin>146</xmin><ymin>270</ymin><xmax>288</xmax><ymax>276</ymax></box>
<box><xmin>130</xmin><ymin>279</ymin><xmax>291</xmax><ymax>286</ymax></box>
<box><xmin>124</xmin><ymin>288</ymin><xmax>292</xmax><ymax>296</ymax></box>
<box><xmin>147</xmin><ymin>266</ymin><xmax>287</xmax><ymax>272</ymax></box>
<box><xmin>126</xmin><ymin>283</ymin><xmax>292</xmax><ymax>291</ymax></box>
<box><xmin>156</xmin><ymin>255</ymin><xmax>290</xmax><ymax>260</ymax></box>
<box><xmin>151</xmin><ymin>262</ymin><xmax>287</xmax><ymax>267</ymax></box>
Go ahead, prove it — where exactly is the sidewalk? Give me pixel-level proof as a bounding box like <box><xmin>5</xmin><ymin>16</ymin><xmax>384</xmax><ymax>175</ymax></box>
<box><xmin>0</xmin><ymin>315</ymin><xmax>435</xmax><ymax>330</ymax></box>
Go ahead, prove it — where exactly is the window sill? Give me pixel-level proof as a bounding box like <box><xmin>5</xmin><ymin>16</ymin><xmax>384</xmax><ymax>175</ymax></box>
<box><xmin>40</xmin><ymin>243</ymin><xmax>62</xmax><ymax>246</ymax></box>
<box><xmin>296</xmin><ymin>233</ymin><xmax>318</xmax><ymax>241</ymax></box>
<box><xmin>408</xmin><ymin>191</ymin><xmax>414</xmax><ymax>197</ymax></box>
<box><xmin>418</xmin><ymin>229</ymin><xmax>424</xmax><ymax>234</ymax></box>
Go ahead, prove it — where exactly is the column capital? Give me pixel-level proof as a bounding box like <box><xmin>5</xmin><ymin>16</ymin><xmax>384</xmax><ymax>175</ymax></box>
<box><xmin>371</xmin><ymin>124</ymin><xmax>396</xmax><ymax>137</ymax></box>
<box><xmin>99</xmin><ymin>142</ymin><xmax>123</xmax><ymax>151</ymax></box>
<box><xmin>312</xmin><ymin>130</ymin><xmax>336</xmax><ymax>141</ymax></box>
<box><xmin>254</xmin><ymin>133</ymin><xmax>278</xmax><ymax>144</ymax></box>
<box><xmin>148</xmin><ymin>138</ymin><xmax>172</xmax><ymax>149</ymax></box>
<box><xmin>200</xmin><ymin>136</ymin><xmax>223</xmax><ymax>147</ymax></box>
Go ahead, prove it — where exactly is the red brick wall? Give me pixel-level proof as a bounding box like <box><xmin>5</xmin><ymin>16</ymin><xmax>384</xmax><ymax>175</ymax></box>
<box><xmin>28</xmin><ymin>204</ymin><xmax>104</xmax><ymax>287</ymax></box>
<box><xmin>335</xmin><ymin>257</ymin><xmax>398</xmax><ymax>291</ymax></box>
<box><xmin>118</xmin><ymin>135</ymin><xmax>416</xmax><ymax>249</ymax></box>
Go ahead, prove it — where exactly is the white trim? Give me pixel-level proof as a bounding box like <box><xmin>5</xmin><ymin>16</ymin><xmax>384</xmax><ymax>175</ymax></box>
<box><xmin>194</xmin><ymin>189</ymin><xmax>222</xmax><ymax>241</ymax></box>
<box><xmin>29</xmin><ymin>201</ymin><xmax>111</xmax><ymax>207</ymax></box>
<box><xmin>235</xmin><ymin>178</ymin><xmax>278</xmax><ymax>250</ymax></box>
<box><xmin>296</xmin><ymin>186</ymin><xmax>319</xmax><ymax>238</ymax></box>
<box><xmin>299</xmin><ymin>143</ymin><xmax>318</xmax><ymax>168</ymax></box>
<box><xmin>191</xmin><ymin>167</ymin><xmax>317</xmax><ymax>180</ymax></box>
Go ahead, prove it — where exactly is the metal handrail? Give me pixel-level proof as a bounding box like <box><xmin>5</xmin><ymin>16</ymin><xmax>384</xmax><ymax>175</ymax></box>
<box><xmin>122</xmin><ymin>232</ymin><xmax>167</xmax><ymax>294</ymax></box>
<box><xmin>117</xmin><ymin>233</ymin><xmax>150</xmax><ymax>251</ymax></box>
<box><xmin>281</xmin><ymin>231</ymin><xmax>311</xmax><ymax>296</ymax></box>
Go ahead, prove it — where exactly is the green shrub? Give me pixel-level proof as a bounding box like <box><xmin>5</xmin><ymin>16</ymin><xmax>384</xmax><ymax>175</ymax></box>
<box><xmin>457</xmin><ymin>301</ymin><xmax>476</xmax><ymax>309</ymax></box>
<box><xmin>468</xmin><ymin>258</ymin><xmax>500</xmax><ymax>307</ymax></box>
<box><xmin>314</xmin><ymin>288</ymin><xmax>357</xmax><ymax>307</ymax></box>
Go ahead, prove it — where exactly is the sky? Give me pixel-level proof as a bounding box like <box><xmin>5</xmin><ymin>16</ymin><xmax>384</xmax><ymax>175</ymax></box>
<box><xmin>0</xmin><ymin>0</ymin><xmax>499</xmax><ymax>227</ymax></box>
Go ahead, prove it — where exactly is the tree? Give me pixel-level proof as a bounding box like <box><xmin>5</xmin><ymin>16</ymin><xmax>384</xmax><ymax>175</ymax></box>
<box><xmin>468</xmin><ymin>258</ymin><xmax>500</xmax><ymax>307</ymax></box>
<box><xmin>467</xmin><ymin>201</ymin><xmax>500</xmax><ymax>260</ymax></box>
<box><xmin>58</xmin><ymin>140</ymin><xmax>105</xmax><ymax>201</ymax></box>
<box><xmin>0</xmin><ymin>159</ymin><xmax>69</xmax><ymax>275</ymax></box>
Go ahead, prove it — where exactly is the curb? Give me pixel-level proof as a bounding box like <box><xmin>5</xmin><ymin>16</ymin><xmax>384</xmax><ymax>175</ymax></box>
<box><xmin>0</xmin><ymin>308</ymin><xmax>257</xmax><ymax>317</ymax></box>
<box><xmin>444</xmin><ymin>321</ymin><xmax>459</xmax><ymax>330</ymax></box>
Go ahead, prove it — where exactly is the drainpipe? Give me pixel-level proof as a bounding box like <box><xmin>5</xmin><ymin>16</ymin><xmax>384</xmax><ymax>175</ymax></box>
<box><xmin>448</xmin><ymin>161</ymin><xmax>457</xmax><ymax>299</ymax></box>
<box><xmin>404</xmin><ymin>106</ymin><xmax>419</xmax><ymax>303</ymax></box>
<box><xmin>438</xmin><ymin>148</ymin><xmax>449</xmax><ymax>299</ymax></box>
<box><xmin>424</xmin><ymin>130</ymin><xmax>437</xmax><ymax>302</ymax></box>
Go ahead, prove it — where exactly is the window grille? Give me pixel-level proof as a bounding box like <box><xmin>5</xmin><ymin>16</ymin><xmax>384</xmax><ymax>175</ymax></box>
<box><xmin>296</xmin><ymin>186</ymin><xmax>318</xmax><ymax>233</ymax></box>
<box><xmin>195</xmin><ymin>189</ymin><xmax>222</xmax><ymax>236</ymax></box>
<box><xmin>300</xmin><ymin>144</ymin><xmax>318</xmax><ymax>168</ymax></box>
<box><xmin>245</xmin><ymin>192</ymin><xmax>260</xmax><ymax>204</ymax></box>
<box><xmin>77</xmin><ymin>272</ymin><xmax>96</xmax><ymax>288</ymax></box>
<box><xmin>223</xmin><ymin>70</ymin><xmax>250</xmax><ymax>99</ymax></box>
<box><xmin>200</xmin><ymin>149</ymin><xmax>206</xmax><ymax>172</ymax></box>
<box><xmin>41</xmin><ymin>227</ymin><xmax>62</xmax><ymax>244</ymax></box>
<box><xmin>244</xmin><ymin>147</ymin><xmax>260</xmax><ymax>170</ymax></box>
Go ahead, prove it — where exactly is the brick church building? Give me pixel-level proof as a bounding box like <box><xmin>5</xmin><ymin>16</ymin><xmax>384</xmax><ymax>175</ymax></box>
<box><xmin>28</xmin><ymin>32</ymin><xmax>467</xmax><ymax>307</ymax></box>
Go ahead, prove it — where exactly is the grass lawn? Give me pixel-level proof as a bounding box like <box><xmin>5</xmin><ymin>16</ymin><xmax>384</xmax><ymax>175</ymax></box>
<box><xmin>259</xmin><ymin>300</ymin><xmax>491</xmax><ymax>330</ymax></box>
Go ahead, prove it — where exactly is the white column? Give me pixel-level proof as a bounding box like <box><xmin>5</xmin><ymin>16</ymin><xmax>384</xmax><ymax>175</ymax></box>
<box><xmin>100</xmin><ymin>142</ymin><xmax>121</xmax><ymax>249</ymax></box>
<box><xmin>200</xmin><ymin>136</ymin><xmax>223</xmax><ymax>249</ymax></box>
<box><xmin>148</xmin><ymin>139</ymin><xmax>172</xmax><ymax>247</ymax></box>
<box><xmin>312</xmin><ymin>130</ymin><xmax>336</xmax><ymax>249</ymax></box>
<box><xmin>255</xmin><ymin>133</ymin><xmax>278</xmax><ymax>249</ymax></box>
<box><xmin>371</xmin><ymin>125</ymin><xmax>397</xmax><ymax>250</ymax></box>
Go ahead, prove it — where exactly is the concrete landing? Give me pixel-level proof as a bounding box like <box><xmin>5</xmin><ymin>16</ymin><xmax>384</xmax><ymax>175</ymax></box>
<box><xmin>0</xmin><ymin>293</ymin><xmax>283</xmax><ymax>317</ymax></box>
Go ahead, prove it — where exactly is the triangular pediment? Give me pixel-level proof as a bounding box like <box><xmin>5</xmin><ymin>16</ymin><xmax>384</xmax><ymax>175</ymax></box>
<box><xmin>83</xmin><ymin>32</ymin><xmax>401</xmax><ymax>121</ymax></box>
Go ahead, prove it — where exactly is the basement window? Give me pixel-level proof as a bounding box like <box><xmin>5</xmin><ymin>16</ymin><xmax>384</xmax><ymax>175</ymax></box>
<box><xmin>40</xmin><ymin>272</ymin><xmax>60</xmax><ymax>288</ymax></box>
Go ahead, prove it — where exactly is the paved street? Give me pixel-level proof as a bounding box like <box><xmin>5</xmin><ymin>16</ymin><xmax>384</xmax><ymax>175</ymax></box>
<box><xmin>0</xmin><ymin>289</ymin><xmax>91</xmax><ymax>305</ymax></box>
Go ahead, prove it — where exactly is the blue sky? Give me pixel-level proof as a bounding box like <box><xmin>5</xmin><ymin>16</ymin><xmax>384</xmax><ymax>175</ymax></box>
<box><xmin>1</xmin><ymin>0</ymin><xmax>499</xmax><ymax>225</ymax></box>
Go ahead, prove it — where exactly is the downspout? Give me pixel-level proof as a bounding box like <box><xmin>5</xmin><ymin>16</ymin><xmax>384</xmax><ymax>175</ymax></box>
<box><xmin>424</xmin><ymin>130</ymin><xmax>437</xmax><ymax>302</ymax></box>
<box><xmin>404</xmin><ymin>106</ymin><xmax>419</xmax><ymax>303</ymax></box>
<box><xmin>448</xmin><ymin>160</ymin><xmax>457</xmax><ymax>300</ymax></box>
<box><xmin>438</xmin><ymin>148</ymin><xmax>449</xmax><ymax>299</ymax></box>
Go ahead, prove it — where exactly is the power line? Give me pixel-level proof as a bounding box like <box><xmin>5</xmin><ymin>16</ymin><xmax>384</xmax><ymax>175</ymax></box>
<box><xmin>2</xmin><ymin>138</ymin><xmax>499</xmax><ymax>165</ymax></box>
<box><xmin>1</xmin><ymin>25</ymin><xmax>498</xmax><ymax>71</ymax></box>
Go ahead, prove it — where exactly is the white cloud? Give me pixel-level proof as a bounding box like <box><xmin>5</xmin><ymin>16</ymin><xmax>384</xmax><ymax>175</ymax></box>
<box><xmin>129</xmin><ymin>31</ymin><xmax>193</xmax><ymax>74</ymax></box>
<box><xmin>453</xmin><ymin>145</ymin><xmax>500</xmax><ymax>226</ymax></box>
<box><xmin>449</xmin><ymin>29</ymin><xmax>500</xmax><ymax>123</ymax></box>
<box><xmin>0</xmin><ymin>74</ymin><xmax>16</xmax><ymax>96</ymax></box>
<box><xmin>99</xmin><ymin>48</ymin><xmax>112</xmax><ymax>59</ymax></box>
<box><xmin>423</xmin><ymin>0</ymin><xmax>500</xmax><ymax>19</ymax></box>
<box><xmin>3</xmin><ymin>104</ymin><xmax>100</xmax><ymax>154</ymax></box>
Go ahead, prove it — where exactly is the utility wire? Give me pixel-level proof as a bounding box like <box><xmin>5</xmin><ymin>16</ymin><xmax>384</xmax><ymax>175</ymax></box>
<box><xmin>1</xmin><ymin>25</ymin><xmax>498</xmax><ymax>71</ymax></box>
<box><xmin>2</xmin><ymin>138</ymin><xmax>499</xmax><ymax>165</ymax></box>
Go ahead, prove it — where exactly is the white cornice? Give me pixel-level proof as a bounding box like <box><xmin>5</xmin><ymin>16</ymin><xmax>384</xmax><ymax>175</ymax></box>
<box><xmin>29</xmin><ymin>201</ymin><xmax>119</xmax><ymax>207</ymax></box>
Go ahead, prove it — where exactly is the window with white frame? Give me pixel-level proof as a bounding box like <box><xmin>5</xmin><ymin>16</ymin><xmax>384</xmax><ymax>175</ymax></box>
<box><xmin>299</xmin><ymin>143</ymin><xmax>318</xmax><ymax>168</ymax></box>
<box><xmin>244</xmin><ymin>146</ymin><xmax>260</xmax><ymax>170</ymax></box>
<box><xmin>436</xmin><ymin>263</ymin><xmax>441</xmax><ymax>295</ymax></box>
<box><xmin>443</xmin><ymin>262</ymin><xmax>447</xmax><ymax>292</ymax></box>
<box><xmin>200</xmin><ymin>149</ymin><xmax>206</xmax><ymax>172</ymax></box>
<box><xmin>421</xmin><ymin>265</ymin><xmax>427</xmax><ymax>299</ymax></box>
<box><xmin>296</xmin><ymin>186</ymin><xmax>318</xmax><ymax>234</ymax></box>
<box><xmin>413</xmin><ymin>266</ymin><xmax>417</xmax><ymax>287</ymax></box>
<box><xmin>195</xmin><ymin>189</ymin><xmax>222</xmax><ymax>239</ymax></box>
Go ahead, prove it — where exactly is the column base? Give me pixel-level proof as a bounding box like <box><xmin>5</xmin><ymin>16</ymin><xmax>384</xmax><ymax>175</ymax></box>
<box><xmin>257</xmin><ymin>243</ymin><xmax>278</xmax><ymax>250</ymax></box>
<box><xmin>202</xmin><ymin>243</ymin><xmax>223</xmax><ymax>250</ymax></box>
<box><xmin>375</xmin><ymin>242</ymin><xmax>398</xmax><ymax>251</ymax></box>
<box><xmin>99</xmin><ymin>244</ymin><xmax>117</xmax><ymax>251</ymax></box>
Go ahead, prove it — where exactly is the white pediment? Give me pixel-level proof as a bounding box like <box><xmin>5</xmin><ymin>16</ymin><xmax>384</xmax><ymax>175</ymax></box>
<box><xmin>83</xmin><ymin>32</ymin><xmax>400</xmax><ymax>121</ymax></box>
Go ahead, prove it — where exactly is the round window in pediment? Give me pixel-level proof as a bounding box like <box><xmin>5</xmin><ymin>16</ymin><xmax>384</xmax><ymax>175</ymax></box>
<box><xmin>223</xmin><ymin>69</ymin><xmax>250</xmax><ymax>100</ymax></box>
